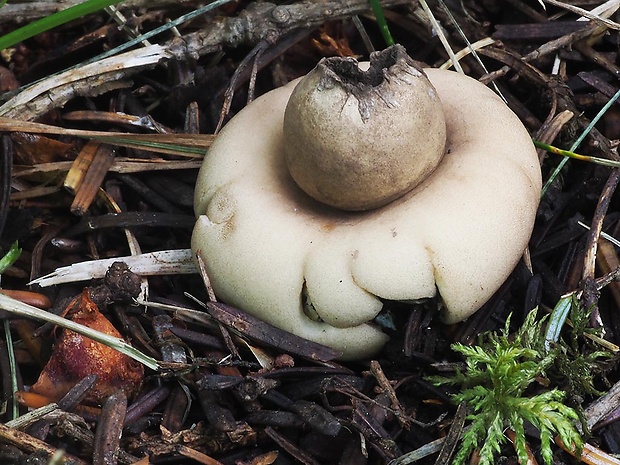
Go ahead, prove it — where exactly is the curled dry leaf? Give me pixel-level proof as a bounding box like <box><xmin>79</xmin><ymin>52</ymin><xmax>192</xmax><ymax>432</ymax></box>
<box><xmin>31</xmin><ymin>289</ymin><xmax>144</xmax><ymax>405</ymax></box>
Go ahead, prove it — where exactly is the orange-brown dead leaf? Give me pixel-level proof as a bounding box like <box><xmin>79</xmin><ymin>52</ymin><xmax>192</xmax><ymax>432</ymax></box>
<box><xmin>133</xmin><ymin>456</ymin><xmax>151</xmax><ymax>465</ymax></box>
<box><xmin>15</xmin><ymin>390</ymin><xmax>55</xmax><ymax>409</ymax></box>
<box><xmin>30</xmin><ymin>289</ymin><xmax>144</xmax><ymax>405</ymax></box>
<box><xmin>310</xmin><ymin>24</ymin><xmax>358</xmax><ymax>58</ymax></box>
<box><xmin>15</xmin><ymin>390</ymin><xmax>103</xmax><ymax>418</ymax></box>
<box><xmin>11</xmin><ymin>132</ymin><xmax>76</xmax><ymax>165</ymax></box>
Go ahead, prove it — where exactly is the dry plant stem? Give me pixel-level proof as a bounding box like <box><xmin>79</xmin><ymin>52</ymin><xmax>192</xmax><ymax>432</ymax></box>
<box><xmin>582</xmin><ymin>169</ymin><xmax>620</xmax><ymax>326</ymax></box>
<box><xmin>196</xmin><ymin>254</ymin><xmax>217</xmax><ymax>303</ymax></box>
<box><xmin>586</xmin><ymin>378</ymin><xmax>620</xmax><ymax>431</ymax></box>
<box><xmin>105</xmin><ymin>5</ymin><xmax>152</xmax><ymax>47</ymax></box>
<box><xmin>29</xmin><ymin>249</ymin><xmax>196</xmax><ymax>287</ymax></box>
<box><xmin>369</xmin><ymin>360</ymin><xmax>410</xmax><ymax>429</ymax></box>
<box><xmin>439</xmin><ymin>37</ymin><xmax>496</xmax><ymax>70</ymax></box>
<box><xmin>0</xmin><ymin>422</ymin><xmax>88</xmax><ymax>465</ymax></box>
<box><xmin>596</xmin><ymin>239</ymin><xmax>620</xmax><ymax>309</ymax></box>
<box><xmin>574</xmin><ymin>42</ymin><xmax>620</xmax><ymax>79</ymax></box>
<box><xmin>54</xmin><ymin>413</ymin><xmax>141</xmax><ymax>465</ymax></box>
<box><xmin>555</xmin><ymin>436</ymin><xmax>620</xmax><ymax>465</ymax></box>
<box><xmin>433</xmin><ymin>402</ymin><xmax>467</xmax><ymax>465</ymax></box>
<box><xmin>0</xmin><ymin>45</ymin><xmax>173</xmax><ymax>121</ymax></box>
<box><xmin>53</xmin><ymin>374</ymin><xmax>99</xmax><ymax>412</ymax></box>
<box><xmin>504</xmin><ymin>0</ymin><xmax>549</xmax><ymax>22</ymax></box>
<box><xmin>264</xmin><ymin>426</ymin><xmax>321</xmax><ymax>465</ymax></box>
<box><xmin>478</xmin><ymin>46</ymin><xmax>559</xmax><ymax>90</ymax></box>
<box><xmin>184</xmin><ymin>101</ymin><xmax>200</xmax><ymax>134</ymax></box>
<box><xmin>205</xmin><ymin>302</ymin><xmax>341</xmax><ymax>361</ymax></box>
<box><xmin>177</xmin><ymin>0</ymin><xmax>410</xmax><ymax>56</ymax></box>
<box><xmin>391</xmin><ymin>436</ymin><xmax>446</xmax><ymax>464</ymax></box>
<box><xmin>4</xmin><ymin>403</ymin><xmax>59</xmax><ymax>430</ymax></box>
<box><xmin>93</xmin><ymin>391</ymin><xmax>127</xmax><ymax>465</ymax></box>
<box><xmin>177</xmin><ymin>445</ymin><xmax>225</xmax><ymax>465</ymax></box>
<box><xmin>478</xmin><ymin>45</ymin><xmax>615</xmax><ymax>161</ymax></box>
<box><xmin>542</xmin><ymin>0</ymin><xmax>620</xmax><ymax>30</ymax></box>
<box><xmin>594</xmin><ymin>265</ymin><xmax>620</xmax><ymax>292</ymax></box>
<box><xmin>13</xmin><ymin>320</ymin><xmax>44</xmax><ymax>365</ymax></box>
<box><xmin>215</xmin><ymin>39</ymin><xmax>271</xmax><ymax>133</ymax></box>
<box><xmin>13</xmin><ymin>159</ymin><xmax>203</xmax><ymax>178</ymax></box>
<box><xmin>125</xmin><ymin>385</ymin><xmax>171</xmax><ymax>426</ymax></box>
<box><xmin>0</xmin><ymin>136</ymin><xmax>11</xmax><ymax>239</ymax></box>
<box><xmin>0</xmin><ymin>117</ymin><xmax>214</xmax><ymax>155</ymax></box>
<box><xmin>351</xmin><ymin>399</ymin><xmax>401</xmax><ymax>459</ymax></box>
<box><xmin>194</xmin><ymin>254</ymin><xmax>241</xmax><ymax>359</ymax></box>
<box><xmin>479</xmin><ymin>23</ymin><xmax>606</xmax><ymax>85</ymax></box>
<box><xmin>63</xmin><ymin>110</ymin><xmax>172</xmax><ymax>132</ymax></box>
<box><xmin>161</xmin><ymin>385</ymin><xmax>190</xmax><ymax>432</ymax></box>
<box><xmin>418</xmin><ymin>0</ymin><xmax>464</xmax><ymax>74</ymax></box>
<box><xmin>534</xmin><ymin>110</ymin><xmax>575</xmax><ymax>163</ymax></box>
<box><xmin>30</xmin><ymin>222</ymin><xmax>66</xmax><ymax>282</ymax></box>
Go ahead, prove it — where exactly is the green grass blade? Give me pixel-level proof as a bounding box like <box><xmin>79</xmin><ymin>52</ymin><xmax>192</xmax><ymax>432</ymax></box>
<box><xmin>544</xmin><ymin>294</ymin><xmax>574</xmax><ymax>350</ymax></box>
<box><xmin>0</xmin><ymin>0</ymin><xmax>125</xmax><ymax>52</ymax></box>
<box><xmin>534</xmin><ymin>140</ymin><xmax>620</xmax><ymax>169</ymax></box>
<box><xmin>0</xmin><ymin>241</ymin><xmax>20</xmax><ymax>275</ymax></box>
<box><xmin>369</xmin><ymin>0</ymin><xmax>395</xmax><ymax>46</ymax></box>
<box><xmin>541</xmin><ymin>87</ymin><xmax>620</xmax><ymax>197</ymax></box>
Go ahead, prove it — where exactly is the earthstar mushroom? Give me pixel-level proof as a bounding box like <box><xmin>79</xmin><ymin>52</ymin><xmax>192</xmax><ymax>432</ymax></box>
<box><xmin>192</xmin><ymin>45</ymin><xmax>542</xmax><ymax>360</ymax></box>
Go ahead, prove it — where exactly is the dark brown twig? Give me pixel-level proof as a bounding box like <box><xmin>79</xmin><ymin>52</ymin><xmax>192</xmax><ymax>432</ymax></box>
<box><xmin>582</xmin><ymin>169</ymin><xmax>620</xmax><ymax>327</ymax></box>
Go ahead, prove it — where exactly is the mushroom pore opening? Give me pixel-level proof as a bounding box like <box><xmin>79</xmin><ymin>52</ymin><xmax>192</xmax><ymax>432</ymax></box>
<box><xmin>321</xmin><ymin>45</ymin><xmax>406</xmax><ymax>93</ymax></box>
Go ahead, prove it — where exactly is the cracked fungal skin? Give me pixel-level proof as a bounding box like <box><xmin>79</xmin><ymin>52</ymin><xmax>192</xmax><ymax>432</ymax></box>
<box><xmin>283</xmin><ymin>46</ymin><xmax>446</xmax><ymax>211</ymax></box>
<box><xmin>192</xmin><ymin>68</ymin><xmax>541</xmax><ymax>360</ymax></box>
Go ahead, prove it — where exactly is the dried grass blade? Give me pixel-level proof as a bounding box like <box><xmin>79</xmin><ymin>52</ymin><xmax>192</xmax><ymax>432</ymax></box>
<box><xmin>0</xmin><ymin>293</ymin><xmax>160</xmax><ymax>370</ymax></box>
<box><xmin>418</xmin><ymin>0</ymin><xmax>464</xmax><ymax>74</ymax></box>
<box><xmin>543</xmin><ymin>0</ymin><xmax>620</xmax><ymax>29</ymax></box>
<box><xmin>0</xmin><ymin>117</ymin><xmax>214</xmax><ymax>157</ymax></box>
<box><xmin>29</xmin><ymin>249</ymin><xmax>196</xmax><ymax>287</ymax></box>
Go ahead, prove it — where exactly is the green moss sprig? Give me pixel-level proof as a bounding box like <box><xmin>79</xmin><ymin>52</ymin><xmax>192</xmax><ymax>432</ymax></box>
<box><xmin>431</xmin><ymin>308</ymin><xmax>594</xmax><ymax>465</ymax></box>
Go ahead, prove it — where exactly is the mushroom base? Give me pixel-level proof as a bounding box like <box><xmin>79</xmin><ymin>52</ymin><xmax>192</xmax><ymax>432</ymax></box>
<box><xmin>192</xmin><ymin>68</ymin><xmax>542</xmax><ymax>360</ymax></box>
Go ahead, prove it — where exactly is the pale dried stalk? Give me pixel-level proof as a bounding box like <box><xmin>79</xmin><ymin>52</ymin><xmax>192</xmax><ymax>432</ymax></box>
<box><xmin>29</xmin><ymin>249</ymin><xmax>196</xmax><ymax>287</ymax></box>
<box><xmin>0</xmin><ymin>45</ymin><xmax>173</xmax><ymax>120</ymax></box>
<box><xmin>544</xmin><ymin>0</ymin><xmax>620</xmax><ymax>29</ymax></box>
<box><xmin>13</xmin><ymin>159</ymin><xmax>203</xmax><ymax>178</ymax></box>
